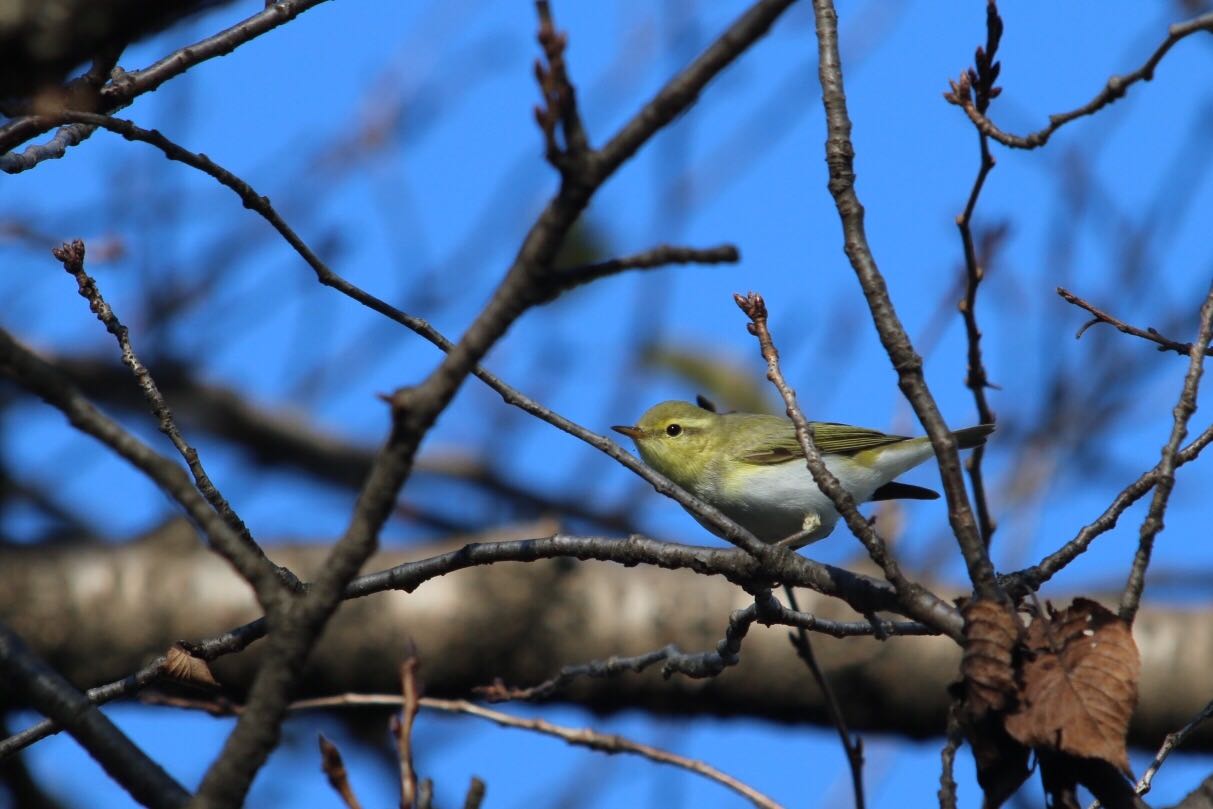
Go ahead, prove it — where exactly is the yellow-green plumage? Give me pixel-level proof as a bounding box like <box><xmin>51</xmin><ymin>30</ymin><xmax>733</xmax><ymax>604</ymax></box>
<box><xmin>613</xmin><ymin>400</ymin><xmax>993</xmax><ymax>546</ymax></box>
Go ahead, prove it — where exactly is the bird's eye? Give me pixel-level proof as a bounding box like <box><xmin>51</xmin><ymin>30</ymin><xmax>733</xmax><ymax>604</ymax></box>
<box><xmin>666</xmin><ymin>424</ymin><xmax>682</xmax><ymax>437</ymax></box>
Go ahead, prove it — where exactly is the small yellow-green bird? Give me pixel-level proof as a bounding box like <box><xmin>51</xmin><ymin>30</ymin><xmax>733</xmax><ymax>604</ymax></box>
<box><xmin>613</xmin><ymin>400</ymin><xmax>993</xmax><ymax>547</ymax></box>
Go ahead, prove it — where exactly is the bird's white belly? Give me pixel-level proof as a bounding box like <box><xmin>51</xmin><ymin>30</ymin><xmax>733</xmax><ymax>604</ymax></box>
<box><xmin>707</xmin><ymin>455</ymin><xmax>888</xmax><ymax>544</ymax></box>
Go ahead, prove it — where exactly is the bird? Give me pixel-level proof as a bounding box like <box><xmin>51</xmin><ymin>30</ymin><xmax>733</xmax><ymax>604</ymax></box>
<box><xmin>613</xmin><ymin>400</ymin><xmax>993</xmax><ymax>546</ymax></box>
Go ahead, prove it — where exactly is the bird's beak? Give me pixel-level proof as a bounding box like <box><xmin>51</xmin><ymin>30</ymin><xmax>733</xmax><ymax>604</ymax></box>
<box><xmin>612</xmin><ymin>425</ymin><xmax>643</xmax><ymax>439</ymax></box>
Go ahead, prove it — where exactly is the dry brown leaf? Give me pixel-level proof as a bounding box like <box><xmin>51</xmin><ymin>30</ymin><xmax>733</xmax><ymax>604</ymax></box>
<box><xmin>163</xmin><ymin>642</ymin><xmax>220</xmax><ymax>688</ymax></box>
<box><xmin>1003</xmin><ymin>598</ymin><xmax>1139</xmax><ymax>774</ymax></box>
<box><xmin>966</xmin><ymin>714</ymin><xmax>1030</xmax><ymax>809</ymax></box>
<box><xmin>961</xmin><ymin>598</ymin><xmax>1023</xmax><ymax>715</ymax></box>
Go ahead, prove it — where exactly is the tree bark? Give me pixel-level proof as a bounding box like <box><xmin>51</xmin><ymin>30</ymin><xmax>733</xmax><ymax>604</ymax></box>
<box><xmin>2</xmin><ymin>521</ymin><xmax>1210</xmax><ymax>752</ymax></box>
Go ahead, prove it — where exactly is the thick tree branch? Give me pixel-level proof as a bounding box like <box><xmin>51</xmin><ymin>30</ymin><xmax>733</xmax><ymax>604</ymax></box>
<box><xmin>0</xmin><ymin>622</ymin><xmax>190</xmax><ymax>808</ymax></box>
<box><xmin>0</xmin><ymin>528</ymin><xmax>913</xmax><ymax>760</ymax></box>
<box><xmin>2</xmin><ymin>534</ymin><xmax>1212</xmax><ymax>756</ymax></box>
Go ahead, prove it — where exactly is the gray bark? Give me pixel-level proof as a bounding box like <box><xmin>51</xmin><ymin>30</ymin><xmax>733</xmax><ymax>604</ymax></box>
<box><xmin>2</xmin><ymin>520</ymin><xmax>1211</xmax><ymax>752</ymax></box>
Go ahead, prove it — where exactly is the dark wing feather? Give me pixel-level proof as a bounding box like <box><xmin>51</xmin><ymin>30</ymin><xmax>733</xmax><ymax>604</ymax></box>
<box><xmin>870</xmin><ymin>481</ymin><xmax>940</xmax><ymax>501</ymax></box>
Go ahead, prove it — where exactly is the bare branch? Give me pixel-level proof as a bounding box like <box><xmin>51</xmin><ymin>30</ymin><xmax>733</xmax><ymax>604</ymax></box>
<box><xmin>0</xmin><ymin>531</ymin><xmax>910</xmax><ymax>760</ymax></box>
<box><xmin>955</xmin><ymin>1</ymin><xmax>1004</xmax><ymax>547</ymax></box>
<box><xmin>21</xmin><ymin>111</ymin><xmax>787</xmax><ymax>569</ymax></box>
<box><xmin>938</xmin><ymin>703</ymin><xmax>963</xmax><ymax>809</ymax></box>
<box><xmin>944</xmin><ymin>11</ymin><xmax>1213</xmax><ymax>150</ymax></box>
<box><xmin>462</xmin><ymin>778</ymin><xmax>486</xmax><ymax>809</ymax></box>
<box><xmin>1134</xmin><ymin>698</ymin><xmax>1213</xmax><ymax>801</ymax></box>
<box><xmin>479</xmin><ymin>590</ymin><xmax>932</xmax><ymax>702</ymax></box>
<box><xmin>0</xmin><ymin>622</ymin><xmax>189</xmax><ymax>808</ymax></box>
<box><xmin>0</xmin><ymin>0</ymin><xmax>333</xmax><ymax>165</ymax></box>
<box><xmin>394</xmin><ymin>659</ymin><xmax>422</xmax><ymax>809</ymax></box>
<box><xmin>1059</xmin><ymin>287</ymin><xmax>1213</xmax><ymax>357</ymax></box>
<box><xmin>52</xmin><ymin>239</ymin><xmax>298</xmax><ymax>596</ymax></box>
<box><xmin>533</xmin><ymin>0</ymin><xmax>591</xmax><ymax>167</ymax></box>
<box><xmin>0</xmin><ymin>326</ymin><xmax>284</xmax><ymax>606</ymax></box>
<box><xmin>783</xmin><ymin>585</ymin><xmax>865</xmax><ymax>809</ymax></box>
<box><xmin>1120</xmin><ymin>285</ymin><xmax>1213</xmax><ymax>622</ymax></box>
<box><xmin>810</xmin><ymin>0</ymin><xmax>1001</xmax><ymax>600</ymax></box>
<box><xmin>303</xmin><ymin>695</ymin><xmax>784</xmax><ymax>809</ymax></box>
<box><xmin>539</xmin><ymin>243</ymin><xmax>740</xmax><ymax>302</ymax></box>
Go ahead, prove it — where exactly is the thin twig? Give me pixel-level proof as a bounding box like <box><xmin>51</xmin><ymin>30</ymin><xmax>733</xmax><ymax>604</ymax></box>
<box><xmin>478</xmin><ymin>590</ymin><xmax>932</xmax><ymax>702</ymax></box>
<box><xmin>944</xmin><ymin>11</ymin><xmax>1213</xmax><ymax>150</ymax></box>
<box><xmin>318</xmin><ymin>734</ymin><xmax>364</xmax><ymax>809</ymax></box>
<box><xmin>1133</xmin><ymin>698</ymin><xmax>1213</xmax><ymax>800</ymax></box>
<box><xmin>811</xmin><ymin>0</ymin><xmax>1001</xmax><ymax>601</ymax></box>
<box><xmin>938</xmin><ymin>702</ymin><xmax>963</xmax><ymax>809</ymax></box>
<box><xmin>1059</xmin><ymin>287</ymin><xmax>1213</xmax><ymax>357</ymax></box>
<box><xmin>783</xmin><ymin>585</ymin><xmax>865</xmax><ymax>809</ymax></box>
<box><xmin>539</xmin><ymin>243</ymin><xmax>740</xmax><ymax>302</ymax></box>
<box><xmin>1004</xmin><ymin>421</ymin><xmax>1213</xmax><ymax>597</ymax></box>
<box><xmin>396</xmin><ymin>659</ymin><xmax>421</xmax><ymax>809</ymax></box>
<box><xmin>296</xmin><ymin>696</ymin><xmax>784</xmax><ymax>809</ymax></box>
<box><xmin>0</xmin><ymin>326</ymin><xmax>283</xmax><ymax>607</ymax></box>
<box><xmin>24</xmin><ymin>110</ymin><xmax>785</xmax><ymax>569</ymax></box>
<box><xmin>148</xmin><ymin>691</ymin><xmax>783</xmax><ymax>808</ymax></box>
<box><xmin>954</xmin><ymin>1</ymin><xmax>1003</xmax><ymax>547</ymax></box>
<box><xmin>534</xmin><ymin>0</ymin><xmax>591</xmax><ymax>167</ymax></box>
<box><xmin>52</xmin><ymin>239</ymin><xmax>298</xmax><ymax>598</ymax></box>
<box><xmin>734</xmin><ymin>291</ymin><xmax>963</xmax><ymax>639</ymax></box>
<box><xmin>1120</xmin><ymin>284</ymin><xmax>1213</xmax><ymax>622</ymax></box>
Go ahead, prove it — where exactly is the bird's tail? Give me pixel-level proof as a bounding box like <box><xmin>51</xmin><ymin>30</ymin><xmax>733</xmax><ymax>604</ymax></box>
<box><xmin>953</xmin><ymin>423</ymin><xmax>995</xmax><ymax>449</ymax></box>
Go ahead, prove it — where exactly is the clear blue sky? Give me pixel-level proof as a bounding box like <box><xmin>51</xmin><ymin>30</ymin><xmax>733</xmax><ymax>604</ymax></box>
<box><xmin>5</xmin><ymin>0</ymin><xmax>1213</xmax><ymax>806</ymax></box>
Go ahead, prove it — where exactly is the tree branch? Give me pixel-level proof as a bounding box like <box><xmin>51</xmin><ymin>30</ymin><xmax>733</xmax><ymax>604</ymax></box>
<box><xmin>0</xmin><ymin>0</ymin><xmax>333</xmax><ymax>166</ymax></box>
<box><xmin>810</xmin><ymin>0</ymin><xmax>1000</xmax><ymax>599</ymax></box>
<box><xmin>538</xmin><ymin>243</ymin><xmax>740</xmax><ymax>303</ymax></box>
<box><xmin>943</xmin><ymin>11</ymin><xmax>1213</xmax><ymax>150</ymax></box>
<box><xmin>1120</xmin><ymin>285</ymin><xmax>1213</xmax><ymax>622</ymax></box>
<box><xmin>53</xmin><ymin>239</ymin><xmax>298</xmax><ymax>596</ymax></box>
<box><xmin>0</xmin><ymin>622</ymin><xmax>190</xmax><ymax>808</ymax></box>
<box><xmin>954</xmin><ymin>0</ymin><xmax>1003</xmax><ymax>547</ymax></box>
<box><xmin>1004</xmin><ymin>420</ymin><xmax>1213</xmax><ymax>597</ymax></box>
<box><xmin>0</xmin><ymin>327</ymin><xmax>285</xmax><ymax>607</ymax></box>
<box><xmin>1059</xmin><ymin>287</ymin><xmax>1213</xmax><ymax>357</ymax></box>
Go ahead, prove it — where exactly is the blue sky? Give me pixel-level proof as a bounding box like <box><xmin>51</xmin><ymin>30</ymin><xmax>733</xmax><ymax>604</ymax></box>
<box><xmin>5</xmin><ymin>0</ymin><xmax>1213</xmax><ymax>806</ymax></box>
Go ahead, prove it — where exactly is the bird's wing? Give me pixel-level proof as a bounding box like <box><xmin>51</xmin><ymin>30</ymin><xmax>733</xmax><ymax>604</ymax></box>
<box><xmin>737</xmin><ymin>420</ymin><xmax>911</xmax><ymax>465</ymax></box>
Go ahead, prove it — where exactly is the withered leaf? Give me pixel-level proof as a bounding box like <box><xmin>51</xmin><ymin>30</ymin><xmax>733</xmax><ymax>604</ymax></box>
<box><xmin>966</xmin><ymin>714</ymin><xmax>1030</xmax><ymax>809</ymax></box>
<box><xmin>1003</xmin><ymin>598</ymin><xmax>1139</xmax><ymax>774</ymax></box>
<box><xmin>961</xmin><ymin>598</ymin><xmax>1023</xmax><ymax>716</ymax></box>
<box><xmin>164</xmin><ymin>642</ymin><xmax>220</xmax><ymax>687</ymax></box>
